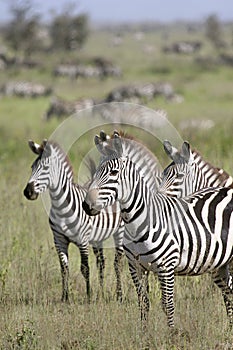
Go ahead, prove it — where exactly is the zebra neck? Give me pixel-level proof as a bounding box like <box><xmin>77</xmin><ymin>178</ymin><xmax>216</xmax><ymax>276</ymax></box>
<box><xmin>49</xmin><ymin>171</ymin><xmax>84</xmax><ymax>212</ymax></box>
<box><xmin>120</xmin><ymin>175</ymin><xmax>150</xmax><ymax>229</ymax></box>
<box><xmin>120</xmin><ymin>173</ymin><xmax>177</xmax><ymax>241</ymax></box>
<box><xmin>49</xmin><ymin>157</ymin><xmax>73</xmax><ymax>191</ymax></box>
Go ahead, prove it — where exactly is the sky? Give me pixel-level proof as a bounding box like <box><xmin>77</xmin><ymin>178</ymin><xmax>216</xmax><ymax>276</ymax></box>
<box><xmin>0</xmin><ymin>0</ymin><xmax>233</xmax><ymax>24</ymax></box>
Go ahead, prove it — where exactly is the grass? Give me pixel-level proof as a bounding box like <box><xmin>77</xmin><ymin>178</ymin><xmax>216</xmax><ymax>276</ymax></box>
<box><xmin>0</xmin><ymin>24</ymin><xmax>233</xmax><ymax>349</ymax></box>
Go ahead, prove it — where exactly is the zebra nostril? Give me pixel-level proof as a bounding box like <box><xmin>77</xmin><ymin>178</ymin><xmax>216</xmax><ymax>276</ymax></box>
<box><xmin>23</xmin><ymin>183</ymin><xmax>38</xmax><ymax>200</ymax></box>
<box><xmin>82</xmin><ymin>200</ymin><xmax>100</xmax><ymax>216</ymax></box>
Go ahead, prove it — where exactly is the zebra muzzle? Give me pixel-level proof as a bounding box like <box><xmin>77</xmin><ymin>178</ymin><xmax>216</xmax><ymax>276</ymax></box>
<box><xmin>82</xmin><ymin>200</ymin><xmax>100</xmax><ymax>216</ymax></box>
<box><xmin>23</xmin><ymin>182</ymin><xmax>39</xmax><ymax>200</ymax></box>
<box><xmin>83</xmin><ymin>188</ymin><xmax>102</xmax><ymax>216</ymax></box>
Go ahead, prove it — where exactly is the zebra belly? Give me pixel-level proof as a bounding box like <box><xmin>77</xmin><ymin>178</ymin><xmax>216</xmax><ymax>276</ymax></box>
<box><xmin>124</xmin><ymin>226</ymin><xmax>233</xmax><ymax>276</ymax></box>
<box><xmin>175</xmin><ymin>252</ymin><xmax>233</xmax><ymax>275</ymax></box>
<box><xmin>124</xmin><ymin>242</ymin><xmax>157</xmax><ymax>271</ymax></box>
<box><xmin>175</xmin><ymin>234</ymin><xmax>233</xmax><ymax>275</ymax></box>
<box><xmin>123</xmin><ymin>235</ymin><xmax>180</xmax><ymax>272</ymax></box>
<box><xmin>50</xmin><ymin>211</ymin><xmax>91</xmax><ymax>245</ymax></box>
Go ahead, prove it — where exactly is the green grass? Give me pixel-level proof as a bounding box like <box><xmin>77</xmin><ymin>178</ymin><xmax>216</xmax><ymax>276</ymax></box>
<box><xmin>0</xmin><ymin>25</ymin><xmax>233</xmax><ymax>349</ymax></box>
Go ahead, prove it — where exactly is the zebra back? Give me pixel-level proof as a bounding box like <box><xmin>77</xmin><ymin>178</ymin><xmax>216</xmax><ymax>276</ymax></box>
<box><xmin>193</xmin><ymin>149</ymin><xmax>233</xmax><ymax>188</ymax></box>
<box><xmin>159</xmin><ymin>140</ymin><xmax>233</xmax><ymax>197</ymax></box>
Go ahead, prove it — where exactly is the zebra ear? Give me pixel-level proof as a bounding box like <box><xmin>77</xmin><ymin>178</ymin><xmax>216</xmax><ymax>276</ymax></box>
<box><xmin>28</xmin><ymin>140</ymin><xmax>44</xmax><ymax>155</ymax></box>
<box><xmin>99</xmin><ymin>130</ymin><xmax>107</xmax><ymax>142</ymax></box>
<box><xmin>111</xmin><ymin>130</ymin><xmax>122</xmax><ymax>156</ymax></box>
<box><xmin>163</xmin><ymin>140</ymin><xmax>173</xmax><ymax>156</ymax></box>
<box><xmin>113</xmin><ymin>132</ymin><xmax>123</xmax><ymax>156</ymax></box>
<box><xmin>42</xmin><ymin>139</ymin><xmax>48</xmax><ymax>148</ymax></box>
<box><xmin>113</xmin><ymin>130</ymin><xmax>120</xmax><ymax>137</ymax></box>
<box><xmin>95</xmin><ymin>130</ymin><xmax>122</xmax><ymax>158</ymax></box>
<box><xmin>94</xmin><ymin>134</ymin><xmax>107</xmax><ymax>155</ymax></box>
<box><xmin>163</xmin><ymin>140</ymin><xmax>180</xmax><ymax>163</ymax></box>
<box><xmin>181</xmin><ymin>141</ymin><xmax>192</xmax><ymax>163</ymax></box>
<box><xmin>99</xmin><ymin>130</ymin><xmax>106</xmax><ymax>141</ymax></box>
<box><xmin>43</xmin><ymin>140</ymin><xmax>52</xmax><ymax>157</ymax></box>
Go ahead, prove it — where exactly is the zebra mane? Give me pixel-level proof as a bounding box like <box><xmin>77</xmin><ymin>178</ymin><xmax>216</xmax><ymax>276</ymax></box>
<box><xmin>40</xmin><ymin>141</ymin><xmax>96</xmax><ymax>188</ymax></box>
<box><xmin>45</xmin><ymin>140</ymin><xmax>74</xmax><ymax>176</ymax></box>
<box><xmin>111</xmin><ymin>130</ymin><xmax>135</xmax><ymax>141</ymax></box>
<box><xmin>84</xmin><ymin>156</ymin><xmax>97</xmax><ymax>180</ymax></box>
<box><xmin>100</xmin><ymin>129</ymin><xmax>161</xmax><ymax>165</ymax></box>
<box><xmin>95</xmin><ymin>129</ymin><xmax>162</xmax><ymax>191</ymax></box>
<box><xmin>192</xmin><ymin>149</ymin><xmax>233</xmax><ymax>188</ymax></box>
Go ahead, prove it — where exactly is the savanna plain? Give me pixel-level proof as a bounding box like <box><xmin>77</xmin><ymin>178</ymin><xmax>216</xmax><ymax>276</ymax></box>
<box><xmin>0</xmin><ymin>21</ymin><xmax>233</xmax><ymax>350</ymax></box>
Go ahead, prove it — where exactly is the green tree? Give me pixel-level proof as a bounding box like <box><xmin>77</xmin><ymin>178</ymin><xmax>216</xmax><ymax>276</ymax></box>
<box><xmin>3</xmin><ymin>0</ymin><xmax>42</xmax><ymax>56</ymax></box>
<box><xmin>205</xmin><ymin>14</ymin><xmax>224</xmax><ymax>49</ymax></box>
<box><xmin>50</xmin><ymin>7</ymin><xmax>89</xmax><ymax>51</ymax></box>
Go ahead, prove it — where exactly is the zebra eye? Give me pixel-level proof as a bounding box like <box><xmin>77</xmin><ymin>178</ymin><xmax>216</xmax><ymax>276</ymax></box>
<box><xmin>110</xmin><ymin>169</ymin><xmax>119</xmax><ymax>176</ymax></box>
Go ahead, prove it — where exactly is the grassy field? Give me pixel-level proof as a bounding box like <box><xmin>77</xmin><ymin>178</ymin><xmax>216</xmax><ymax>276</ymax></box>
<box><xmin>0</xmin><ymin>24</ymin><xmax>233</xmax><ymax>349</ymax></box>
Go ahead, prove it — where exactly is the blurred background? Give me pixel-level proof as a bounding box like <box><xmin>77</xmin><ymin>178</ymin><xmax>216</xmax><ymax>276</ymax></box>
<box><xmin>0</xmin><ymin>0</ymin><xmax>232</xmax><ymax>152</ymax></box>
<box><xmin>1</xmin><ymin>0</ymin><xmax>233</xmax><ymax>151</ymax></box>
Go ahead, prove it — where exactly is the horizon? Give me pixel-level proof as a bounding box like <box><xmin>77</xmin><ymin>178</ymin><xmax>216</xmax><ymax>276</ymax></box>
<box><xmin>0</xmin><ymin>0</ymin><xmax>233</xmax><ymax>25</ymax></box>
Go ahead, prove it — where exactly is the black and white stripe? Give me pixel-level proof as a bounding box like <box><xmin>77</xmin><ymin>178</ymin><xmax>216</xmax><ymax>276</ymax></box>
<box><xmin>23</xmin><ymin>140</ymin><xmax>124</xmax><ymax>302</ymax></box>
<box><xmin>83</xmin><ymin>132</ymin><xmax>233</xmax><ymax>328</ymax></box>
<box><xmin>159</xmin><ymin>140</ymin><xmax>233</xmax><ymax>197</ymax></box>
<box><xmin>97</xmin><ymin>130</ymin><xmax>162</xmax><ymax>191</ymax></box>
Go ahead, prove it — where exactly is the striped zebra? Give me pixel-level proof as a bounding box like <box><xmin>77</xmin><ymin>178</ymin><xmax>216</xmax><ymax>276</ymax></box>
<box><xmin>159</xmin><ymin>140</ymin><xmax>233</xmax><ymax>197</ymax></box>
<box><xmin>93</xmin><ymin>130</ymin><xmax>163</xmax><ymax>296</ymax></box>
<box><xmin>83</xmin><ymin>131</ymin><xmax>233</xmax><ymax>328</ymax></box>
<box><xmin>23</xmin><ymin>140</ymin><xmax>125</xmax><ymax>302</ymax></box>
<box><xmin>97</xmin><ymin>131</ymin><xmax>233</xmax><ymax>289</ymax></box>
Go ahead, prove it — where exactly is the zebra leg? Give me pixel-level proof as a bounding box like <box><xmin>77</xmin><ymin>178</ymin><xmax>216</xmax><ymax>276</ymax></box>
<box><xmin>53</xmin><ymin>232</ymin><xmax>70</xmax><ymax>302</ymax></box>
<box><xmin>79</xmin><ymin>245</ymin><xmax>90</xmax><ymax>302</ymax></box>
<box><xmin>212</xmin><ymin>265</ymin><xmax>233</xmax><ymax>326</ymax></box>
<box><xmin>158</xmin><ymin>269</ymin><xmax>175</xmax><ymax>328</ymax></box>
<box><xmin>114</xmin><ymin>247</ymin><xmax>124</xmax><ymax>302</ymax></box>
<box><xmin>92</xmin><ymin>245</ymin><xmax>105</xmax><ymax>293</ymax></box>
<box><xmin>128</xmin><ymin>260</ymin><xmax>150</xmax><ymax>323</ymax></box>
<box><xmin>113</xmin><ymin>224</ymin><xmax>124</xmax><ymax>301</ymax></box>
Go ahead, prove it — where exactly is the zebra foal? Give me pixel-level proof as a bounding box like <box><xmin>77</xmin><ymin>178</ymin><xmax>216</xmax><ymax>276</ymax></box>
<box><xmin>23</xmin><ymin>140</ymin><xmax>124</xmax><ymax>302</ymax></box>
<box><xmin>83</xmin><ymin>131</ymin><xmax>233</xmax><ymax>329</ymax></box>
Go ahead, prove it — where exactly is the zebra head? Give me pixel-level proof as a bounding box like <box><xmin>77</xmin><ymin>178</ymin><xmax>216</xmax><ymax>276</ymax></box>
<box><xmin>159</xmin><ymin>140</ymin><xmax>195</xmax><ymax>197</ymax></box>
<box><xmin>83</xmin><ymin>131</ymin><xmax>126</xmax><ymax>216</ymax></box>
<box><xmin>23</xmin><ymin>140</ymin><xmax>55</xmax><ymax>200</ymax></box>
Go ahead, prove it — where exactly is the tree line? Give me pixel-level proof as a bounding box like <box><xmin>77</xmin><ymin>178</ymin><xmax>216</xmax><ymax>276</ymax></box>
<box><xmin>0</xmin><ymin>1</ymin><xmax>229</xmax><ymax>58</ymax></box>
<box><xmin>1</xmin><ymin>0</ymin><xmax>89</xmax><ymax>57</ymax></box>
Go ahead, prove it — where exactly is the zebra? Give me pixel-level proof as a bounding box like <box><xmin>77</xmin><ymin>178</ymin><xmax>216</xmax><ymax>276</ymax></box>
<box><xmin>93</xmin><ymin>130</ymin><xmax>164</xmax><ymax>296</ymax></box>
<box><xmin>105</xmin><ymin>82</ymin><xmax>175</xmax><ymax>103</ymax></box>
<box><xmin>97</xmin><ymin>131</ymin><xmax>233</xmax><ymax>290</ymax></box>
<box><xmin>23</xmin><ymin>139</ymin><xmax>125</xmax><ymax>302</ymax></box>
<box><xmin>3</xmin><ymin>81</ymin><xmax>52</xmax><ymax>97</ymax></box>
<box><xmin>43</xmin><ymin>96</ymin><xmax>95</xmax><ymax>120</ymax></box>
<box><xmin>159</xmin><ymin>140</ymin><xmax>233</xmax><ymax>197</ymax></box>
<box><xmin>83</xmin><ymin>131</ymin><xmax>233</xmax><ymax>328</ymax></box>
